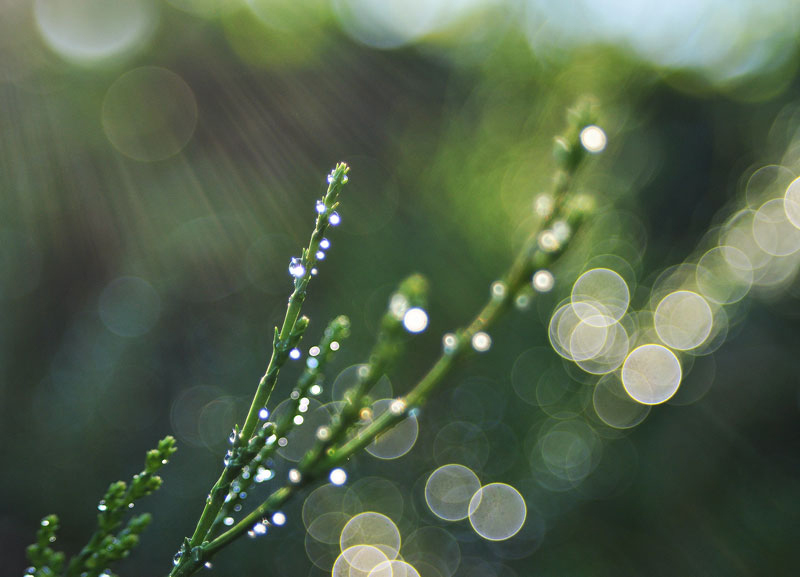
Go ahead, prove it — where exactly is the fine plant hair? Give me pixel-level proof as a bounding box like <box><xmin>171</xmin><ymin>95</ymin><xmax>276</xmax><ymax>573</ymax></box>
<box><xmin>22</xmin><ymin>100</ymin><xmax>604</xmax><ymax>577</ymax></box>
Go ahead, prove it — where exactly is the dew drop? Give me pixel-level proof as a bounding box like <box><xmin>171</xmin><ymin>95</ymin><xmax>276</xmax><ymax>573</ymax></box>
<box><xmin>329</xmin><ymin>212</ymin><xmax>341</xmax><ymax>226</ymax></box>
<box><xmin>223</xmin><ymin>516</ymin><xmax>234</xmax><ymax>526</ymax></box>
<box><xmin>255</xmin><ymin>466</ymin><xmax>274</xmax><ymax>483</ymax></box>
<box><xmin>316</xmin><ymin>199</ymin><xmax>326</xmax><ymax>214</ymax></box>
<box><xmin>491</xmin><ymin>281</ymin><xmax>507</xmax><ymax>299</ymax></box>
<box><xmin>272</xmin><ymin>511</ymin><xmax>287</xmax><ymax>526</ymax></box>
<box><xmin>289</xmin><ymin>348</ymin><xmax>301</xmax><ymax>360</ymax></box>
<box><xmin>330</xmin><ymin>341</ymin><xmax>340</xmax><ymax>351</ymax></box>
<box><xmin>471</xmin><ymin>332</ymin><xmax>492</xmax><ymax>352</ymax></box>
<box><xmin>390</xmin><ymin>399</ymin><xmax>406</xmax><ymax>415</ymax></box>
<box><xmin>532</xmin><ymin>270</ymin><xmax>555</xmax><ymax>292</ymax></box>
<box><xmin>306</xmin><ymin>357</ymin><xmax>319</xmax><ymax>369</ymax></box>
<box><xmin>580</xmin><ymin>125</ymin><xmax>607</xmax><ymax>153</ymax></box>
<box><xmin>310</xmin><ymin>384</ymin><xmax>322</xmax><ymax>395</ymax></box>
<box><xmin>330</xmin><ymin>468</ymin><xmax>347</xmax><ymax>486</ymax></box>
<box><xmin>259</xmin><ymin>408</ymin><xmax>269</xmax><ymax>420</ymax></box>
<box><xmin>253</xmin><ymin>522</ymin><xmax>268</xmax><ymax>535</ymax></box>
<box><xmin>311</xmin><ymin>268</ymin><xmax>318</xmax><ymax>276</ymax></box>
<box><xmin>289</xmin><ymin>469</ymin><xmax>302</xmax><ymax>483</ymax></box>
<box><xmin>223</xmin><ymin>450</ymin><xmax>233</xmax><ymax>466</ymax></box>
<box><xmin>173</xmin><ymin>551</ymin><xmax>183</xmax><ymax>566</ymax></box>
<box><xmin>288</xmin><ymin>257</ymin><xmax>306</xmax><ymax>278</ymax></box>
<box><xmin>403</xmin><ymin>307</ymin><xmax>429</xmax><ymax>333</ymax></box>
<box><xmin>538</xmin><ymin>230</ymin><xmax>560</xmax><ymax>253</ymax></box>
<box><xmin>293</xmin><ymin>415</ymin><xmax>304</xmax><ymax>425</ymax></box>
<box><xmin>320</xmin><ymin>238</ymin><xmax>331</xmax><ymax>250</ymax></box>
<box><xmin>97</xmin><ymin>500</ymin><xmax>108</xmax><ymax>512</ymax></box>
<box><xmin>316</xmin><ymin>250</ymin><xmax>326</xmax><ymax>260</ymax></box>
<box><xmin>442</xmin><ymin>333</ymin><xmax>458</xmax><ymax>354</ymax></box>
<box><xmin>229</xmin><ymin>429</ymin><xmax>238</xmax><ymax>444</ymax></box>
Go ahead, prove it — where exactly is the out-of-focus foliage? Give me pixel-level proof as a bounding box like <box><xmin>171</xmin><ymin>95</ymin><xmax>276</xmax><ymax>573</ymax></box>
<box><xmin>1</xmin><ymin>1</ymin><xmax>799</xmax><ymax>576</ymax></box>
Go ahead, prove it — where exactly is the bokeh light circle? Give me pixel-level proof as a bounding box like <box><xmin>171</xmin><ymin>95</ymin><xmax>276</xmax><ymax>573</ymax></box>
<box><xmin>369</xmin><ymin>560</ymin><xmax>421</xmax><ymax>577</ymax></box>
<box><xmin>571</xmin><ymin>268</ymin><xmax>630</xmax><ymax>326</ymax></box>
<box><xmin>365</xmin><ymin>399</ymin><xmax>419</xmax><ymax>460</ymax></box>
<box><xmin>98</xmin><ymin>276</ymin><xmax>161</xmax><ymax>337</ymax></box>
<box><xmin>592</xmin><ymin>373</ymin><xmax>650</xmax><ymax>429</ymax></box>
<box><xmin>333</xmin><ymin>545</ymin><xmax>390</xmax><ymax>577</ymax></box>
<box><xmin>696</xmin><ymin>245</ymin><xmax>753</xmax><ymax>304</ymax></box>
<box><xmin>621</xmin><ymin>344</ymin><xmax>682</xmax><ymax>405</ymax></box>
<box><xmin>102</xmin><ymin>66</ymin><xmax>197</xmax><ymax>161</ymax></box>
<box><xmin>654</xmin><ymin>290</ymin><xmax>713</xmax><ymax>351</ymax></box>
<box><xmin>424</xmin><ymin>464</ymin><xmax>481</xmax><ymax>521</ymax></box>
<box><xmin>752</xmin><ymin>198</ymin><xmax>800</xmax><ymax>256</ymax></box>
<box><xmin>785</xmin><ymin>176</ymin><xmax>800</xmax><ymax>229</ymax></box>
<box><xmin>468</xmin><ymin>483</ymin><xmax>526</xmax><ymax>541</ymax></box>
<box><xmin>340</xmin><ymin>512</ymin><xmax>401</xmax><ymax>560</ymax></box>
<box><xmin>34</xmin><ymin>0</ymin><xmax>156</xmax><ymax>64</ymax></box>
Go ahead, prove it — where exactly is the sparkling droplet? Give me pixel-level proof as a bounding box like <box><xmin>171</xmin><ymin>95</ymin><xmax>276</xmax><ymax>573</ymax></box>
<box><xmin>229</xmin><ymin>429</ymin><xmax>238</xmax><ymax>444</ymax></box>
<box><xmin>311</xmin><ymin>268</ymin><xmax>318</xmax><ymax>276</ymax></box>
<box><xmin>320</xmin><ymin>238</ymin><xmax>331</xmax><ymax>250</ymax></box>
<box><xmin>255</xmin><ymin>466</ymin><xmax>274</xmax><ymax>483</ymax></box>
<box><xmin>330</xmin><ymin>341</ymin><xmax>340</xmax><ymax>351</ymax></box>
<box><xmin>223</xmin><ymin>517</ymin><xmax>234</xmax><ymax>526</ymax></box>
<box><xmin>310</xmin><ymin>384</ymin><xmax>322</xmax><ymax>395</ymax></box>
<box><xmin>306</xmin><ymin>357</ymin><xmax>319</xmax><ymax>369</ymax></box>
<box><xmin>223</xmin><ymin>450</ymin><xmax>233</xmax><ymax>466</ymax></box>
<box><xmin>128</xmin><ymin>502</ymin><xmax>134</xmax><ymax>509</ymax></box>
<box><xmin>538</xmin><ymin>230</ymin><xmax>560</xmax><ymax>253</ymax></box>
<box><xmin>472</xmin><ymin>331</ymin><xmax>492</xmax><ymax>352</ymax></box>
<box><xmin>173</xmin><ymin>551</ymin><xmax>183</xmax><ymax>566</ymax></box>
<box><xmin>491</xmin><ymin>281</ymin><xmax>507</xmax><ymax>299</ymax></box>
<box><xmin>342</xmin><ymin>174</ymin><xmax>349</xmax><ymax>183</ymax></box>
<box><xmin>580</xmin><ymin>125</ymin><xmax>607</xmax><ymax>153</ymax></box>
<box><xmin>390</xmin><ymin>399</ymin><xmax>406</xmax><ymax>415</ymax></box>
<box><xmin>316</xmin><ymin>426</ymin><xmax>330</xmax><ymax>440</ymax></box>
<box><xmin>515</xmin><ymin>294</ymin><xmax>531</xmax><ymax>309</ymax></box>
<box><xmin>259</xmin><ymin>408</ymin><xmax>269</xmax><ymax>420</ymax></box>
<box><xmin>289</xmin><ymin>469</ymin><xmax>302</xmax><ymax>484</ymax></box>
<box><xmin>329</xmin><ymin>212</ymin><xmax>341</xmax><ymax>226</ymax></box>
<box><xmin>442</xmin><ymin>333</ymin><xmax>458</xmax><ymax>354</ymax></box>
<box><xmin>289</xmin><ymin>348</ymin><xmax>301</xmax><ymax>360</ymax></box>
<box><xmin>278</xmin><ymin>437</ymin><xmax>288</xmax><ymax>447</ymax></box>
<box><xmin>532</xmin><ymin>270</ymin><xmax>555</xmax><ymax>292</ymax></box>
<box><xmin>253</xmin><ymin>521</ymin><xmax>268</xmax><ymax>535</ymax></box>
<box><xmin>534</xmin><ymin>193</ymin><xmax>554</xmax><ymax>217</ymax></box>
<box><xmin>41</xmin><ymin>519</ymin><xmax>50</xmax><ymax>526</ymax></box>
<box><xmin>293</xmin><ymin>415</ymin><xmax>304</xmax><ymax>425</ymax></box>
<box><xmin>552</xmin><ymin>220</ymin><xmax>571</xmax><ymax>243</ymax></box>
<box><xmin>234</xmin><ymin>504</ymin><xmax>242</xmax><ymax>512</ymax></box>
<box><xmin>272</xmin><ymin>511</ymin><xmax>287</xmax><ymax>526</ymax></box>
<box><xmin>204</xmin><ymin>562</ymin><xmax>213</xmax><ymax>569</ymax></box>
<box><xmin>403</xmin><ymin>307</ymin><xmax>429</xmax><ymax>333</ymax></box>
<box><xmin>97</xmin><ymin>500</ymin><xmax>108</xmax><ymax>512</ymax></box>
<box><xmin>316</xmin><ymin>250</ymin><xmax>326</xmax><ymax>260</ymax></box>
<box><xmin>327</xmin><ymin>173</ymin><xmax>334</xmax><ymax>184</ymax></box>
<box><xmin>288</xmin><ymin>257</ymin><xmax>305</xmax><ymax>278</ymax></box>
<box><xmin>316</xmin><ymin>199</ymin><xmax>326</xmax><ymax>214</ymax></box>
<box><xmin>309</xmin><ymin>346</ymin><xmax>321</xmax><ymax>357</ymax></box>
<box><xmin>329</xmin><ymin>468</ymin><xmax>347</xmax><ymax>486</ymax></box>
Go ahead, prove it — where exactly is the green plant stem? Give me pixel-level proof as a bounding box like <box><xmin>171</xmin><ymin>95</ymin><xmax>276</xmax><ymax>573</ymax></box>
<box><xmin>170</xmin><ymin>104</ymin><xmax>599</xmax><ymax>577</ymax></box>
<box><xmin>180</xmin><ymin>164</ymin><xmax>349</xmax><ymax>553</ymax></box>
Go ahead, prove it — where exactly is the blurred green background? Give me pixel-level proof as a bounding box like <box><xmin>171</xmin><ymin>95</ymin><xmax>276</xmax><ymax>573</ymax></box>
<box><xmin>2</xmin><ymin>1</ymin><xmax>800</xmax><ymax>575</ymax></box>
